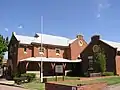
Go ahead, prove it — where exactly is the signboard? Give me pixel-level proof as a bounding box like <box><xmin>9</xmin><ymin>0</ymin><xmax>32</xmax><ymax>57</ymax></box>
<box><xmin>0</xmin><ymin>68</ymin><xmax>3</xmax><ymax>77</ymax></box>
<box><xmin>88</xmin><ymin>56</ymin><xmax>93</xmax><ymax>59</ymax></box>
<box><xmin>55</xmin><ymin>65</ymin><xmax>63</xmax><ymax>73</ymax></box>
<box><xmin>72</xmin><ymin>87</ymin><xmax>77</xmax><ymax>90</ymax></box>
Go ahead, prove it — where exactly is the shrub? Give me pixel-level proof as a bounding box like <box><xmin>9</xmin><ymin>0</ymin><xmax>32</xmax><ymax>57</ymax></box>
<box><xmin>102</xmin><ymin>72</ymin><xmax>114</xmax><ymax>76</ymax></box>
<box><xmin>21</xmin><ymin>73</ymin><xmax>36</xmax><ymax>82</ymax></box>
<box><xmin>11</xmin><ymin>72</ymin><xmax>21</xmax><ymax>78</ymax></box>
<box><xmin>94</xmin><ymin>48</ymin><xmax>106</xmax><ymax>73</ymax></box>
<box><xmin>84</xmin><ymin>72</ymin><xmax>89</xmax><ymax>77</ymax></box>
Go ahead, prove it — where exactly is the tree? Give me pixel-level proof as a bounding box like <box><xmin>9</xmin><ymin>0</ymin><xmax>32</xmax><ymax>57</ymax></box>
<box><xmin>94</xmin><ymin>47</ymin><xmax>106</xmax><ymax>73</ymax></box>
<box><xmin>0</xmin><ymin>35</ymin><xmax>8</xmax><ymax>65</ymax></box>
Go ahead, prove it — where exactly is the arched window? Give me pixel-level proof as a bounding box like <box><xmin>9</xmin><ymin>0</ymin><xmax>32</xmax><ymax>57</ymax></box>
<box><xmin>39</xmin><ymin>47</ymin><xmax>44</xmax><ymax>55</ymax></box>
<box><xmin>55</xmin><ymin>48</ymin><xmax>60</xmax><ymax>56</ymax></box>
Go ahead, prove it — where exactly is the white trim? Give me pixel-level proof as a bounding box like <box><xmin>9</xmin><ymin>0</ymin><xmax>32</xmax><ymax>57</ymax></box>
<box><xmin>39</xmin><ymin>52</ymin><xmax>44</xmax><ymax>55</ymax></box>
<box><xmin>55</xmin><ymin>48</ymin><xmax>60</xmax><ymax>56</ymax></box>
<box><xmin>19</xmin><ymin>57</ymin><xmax>82</xmax><ymax>63</ymax></box>
<box><xmin>24</xmin><ymin>51</ymin><xmax>27</xmax><ymax>54</ymax></box>
<box><xmin>56</xmin><ymin>53</ymin><xmax>60</xmax><ymax>56</ymax></box>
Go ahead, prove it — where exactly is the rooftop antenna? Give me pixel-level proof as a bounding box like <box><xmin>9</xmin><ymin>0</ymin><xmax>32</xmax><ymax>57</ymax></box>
<box><xmin>40</xmin><ymin>16</ymin><xmax>43</xmax><ymax>83</ymax></box>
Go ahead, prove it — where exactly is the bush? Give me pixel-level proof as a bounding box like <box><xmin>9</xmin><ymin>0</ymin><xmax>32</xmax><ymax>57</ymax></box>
<box><xmin>21</xmin><ymin>73</ymin><xmax>36</xmax><ymax>82</ymax></box>
<box><xmin>11</xmin><ymin>72</ymin><xmax>21</xmax><ymax>78</ymax></box>
<box><xmin>84</xmin><ymin>72</ymin><xmax>89</xmax><ymax>77</ymax></box>
<box><xmin>102</xmin><ymin>72</ymin><xmax>114</xmax><ymax>76</ymax></box>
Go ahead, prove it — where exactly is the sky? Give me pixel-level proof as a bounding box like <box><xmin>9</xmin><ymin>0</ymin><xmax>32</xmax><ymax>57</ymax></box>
<box><xmin>0</xmin><ymin>0</ymin><xmax>120</xmax><ymax>43</ymax></box>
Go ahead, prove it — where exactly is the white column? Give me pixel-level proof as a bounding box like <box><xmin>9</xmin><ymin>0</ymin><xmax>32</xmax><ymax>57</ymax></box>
<box><xmin>40</xmin><ymin>61</ymin><xmax>43</xmax><ymax>83</ymax></box>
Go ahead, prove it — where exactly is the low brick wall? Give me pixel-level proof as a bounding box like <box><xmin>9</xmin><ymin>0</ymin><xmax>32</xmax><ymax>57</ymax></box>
<box><xmin>45</xmin><ymin>82</ymin><xmax>107</xmax><ymax>90</ymax></box>
<box><xmin>45</xmin><ymin>83</ymin><xmax>73</xmax><ymax>90</ymax></box>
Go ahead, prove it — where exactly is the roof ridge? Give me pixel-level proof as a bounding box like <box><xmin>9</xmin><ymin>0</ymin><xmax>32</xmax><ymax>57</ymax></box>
<box><xmin>36</xmin><ymin>33</ymin><xmax>70</xmax><ymax>40</ymax></box>
<box><xmin>100</xmin><ymin>39</ymin><xmax>120</xmax><ymax>44</ymax></box>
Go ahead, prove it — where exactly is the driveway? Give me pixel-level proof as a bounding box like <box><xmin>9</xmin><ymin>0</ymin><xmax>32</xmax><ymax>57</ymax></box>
<box><xmin>106</xmin><ymin>84</ymin><xmax>120</xmax><ymax>90</ymax></box>
<box><xmin>0</xmin><ymin>84</ymin><xmax>27</xmax><ymax>90</ymax></box>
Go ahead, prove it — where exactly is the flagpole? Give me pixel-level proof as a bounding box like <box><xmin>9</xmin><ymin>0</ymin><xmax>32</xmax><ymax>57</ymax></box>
<box><xmin>40</xmin><ymin>16</ymin><xmax>43</xmax><ymax>83</ymax></box>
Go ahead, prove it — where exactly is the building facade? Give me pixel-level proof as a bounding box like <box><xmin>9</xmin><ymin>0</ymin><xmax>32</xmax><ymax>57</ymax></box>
<box><xmin>8</xmin><ymin>32</ymin><xmax>87</xmax><ymax>75</ymax></box>
<box><xmin>81</xmin><ymin>35</ymin><xmax>120</xmax><ymax>75</ymax></box>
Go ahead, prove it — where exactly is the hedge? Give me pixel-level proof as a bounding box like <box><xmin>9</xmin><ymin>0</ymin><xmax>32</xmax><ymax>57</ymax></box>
<box><xmin>102</xmin><ymin>72</ymin><xmax>114</xmax><ymax>76</ymax></box>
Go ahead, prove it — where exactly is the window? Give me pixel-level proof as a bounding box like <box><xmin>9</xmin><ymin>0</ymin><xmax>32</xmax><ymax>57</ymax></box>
<box><xmin>39</xmin><ymin>47</ymin><xmax>44</xmax><ymax>55</ymax></box>
<box><xmin>24</xmin><ymin>47</ymin><xmax>27</xmax><ymax>54</ymax></box>
<box><xmin>88</xmin><ymin>59</ymin><xmax>94</xmax><ymax>70</ymax></box>
<box><xmin>55</xmin><ymin>48</ymin><xmax>60</xmax><ymax>56</ymax></box>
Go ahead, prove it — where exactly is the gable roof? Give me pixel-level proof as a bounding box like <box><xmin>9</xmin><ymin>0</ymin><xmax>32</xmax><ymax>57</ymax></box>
<box><xmin>13</xmin><ymin>32</ymin><xmax>78</xmax><ymax>46</ymax></box>
<box><xmin>33</xmin><ymin>33</ymin><xmax>70</xmax><ymax>46</ymax></box>
<box><xmin>100</xmin><ymin>39</ymin><xmax>120</xmax><ymax>51</ymax></box>
<box><xmin>13</xmin><ymin>32</ymin><xmax>34</xmax><ymax>44</ymax></box>
<box><xmin>68</xmin><ymin>38</ymin><xmax>77</xmax><ymax>44</ymax></box>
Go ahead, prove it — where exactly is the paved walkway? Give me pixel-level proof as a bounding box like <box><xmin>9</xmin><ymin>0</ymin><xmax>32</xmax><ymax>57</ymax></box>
<box><xmin>0</xmin><ymin>84</ymin><xmax>27</xmax><ymax>90</ymax></box>
<box><xmin>106</xmin><ymin>84</ymin><xmax>120</xmax><ymax>90</ymax></box>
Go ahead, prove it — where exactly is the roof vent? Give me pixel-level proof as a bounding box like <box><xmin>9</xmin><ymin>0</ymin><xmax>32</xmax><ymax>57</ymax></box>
<box><xmin>76</xmin><ymin>34</ymin><xmax>83</xmax><ymax>39</ymax></box>
<box><xmin>12</xmin><ymin>32</ymin><xmax>16</xmax><ymax>35</ymax></box>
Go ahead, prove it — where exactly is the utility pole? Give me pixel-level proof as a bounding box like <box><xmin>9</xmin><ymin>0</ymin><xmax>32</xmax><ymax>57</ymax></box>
<box><xmin>40</xmin><ymin>16</ymin><xmax>43</xmax><ymax>83</ymax></box>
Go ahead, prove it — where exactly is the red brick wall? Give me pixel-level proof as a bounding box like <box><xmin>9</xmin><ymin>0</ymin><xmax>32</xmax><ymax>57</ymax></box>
<box><xmin>45</xmin><ymin>82</ymin><xmax>107</xmax><ymax>90</ymax></box>
<box><xmin>33</xmin><ymin>46</ymin><xmax>47</xmax><ymax>57</ymax></box>
<box><xmin>17</xmin><ymin>44</ymin><xmax>68</xmax><ymax>60</ymax></box>
<box><xmin>116</xmin><ymin>56</ymin><xmax>120</xmax><ymax>75</ymax></box>
<box><xmin>70</xmin><ymin>38</ymin><xmax>87</xmax><ymax>60</ymax></box>
<box><xmin>47</xmin><ymin>47</ymin><xmax>65</xmax><ymax>58</ymax></box>
<box><xmin>45</xmin><ymin>83</ymin><xmax>73</xmax><ymax>90</ymax></box>
<box><xmin>18</xmin><ymin>45</ymin><xmax>32</xmax><ymax>61</ymax></box>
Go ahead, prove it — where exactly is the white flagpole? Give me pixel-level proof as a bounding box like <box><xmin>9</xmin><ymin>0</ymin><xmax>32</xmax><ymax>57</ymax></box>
<box><xmin>40</xmin><ymin>16</ymin><xmax>43</xmax><ymax>83</ymax></box>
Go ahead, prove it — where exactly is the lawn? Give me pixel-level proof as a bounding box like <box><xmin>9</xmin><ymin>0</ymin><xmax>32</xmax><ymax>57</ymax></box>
<box><xmin>22</xmin><ymin>76</ymin><xmax>120</xmax><ymax>90</ymax></box>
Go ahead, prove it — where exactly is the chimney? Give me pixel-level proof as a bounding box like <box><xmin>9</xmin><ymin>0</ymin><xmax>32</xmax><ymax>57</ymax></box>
<box><xmin>12</xmin><ymin>32</ymin><xmax>16</xmax><ymax>35</ymax></box>
<box><xmin>91</xmin><ymin>35</ymin><xmax>100</xmax><ymax>41</ymax></box>
<box><xmin>76</xmin><ymin>34</ymin><xmax>83</xmax><ymax>39</ymax></box>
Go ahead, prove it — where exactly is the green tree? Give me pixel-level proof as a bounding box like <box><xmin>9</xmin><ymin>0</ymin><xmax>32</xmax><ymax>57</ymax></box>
<box><xmin>94</xmin><ymin>48</ymin><xmax>106</xmax><ymax>73</ymax></box>
<box><xmin>0</xmin><ymin>35</ymin><xmax>8</xmax><ymax>65</ymax></box>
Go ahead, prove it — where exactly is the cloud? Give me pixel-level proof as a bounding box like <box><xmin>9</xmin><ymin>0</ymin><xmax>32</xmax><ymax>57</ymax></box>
<box><xmin>5</xmin><ymin>28</ymin><xmax>8</xmax><ymax>32</ymax></box>
<box><xmin>97</xmin><ymin>13</ymin><xmax>101</xmax><ymax>18</ymax></box>
<box><xmin>96</xmin><ymin>0</ymin><xmax>111</xmax><ymax>18</ymax></box>
<box><xmin>18</xmin><ymin>25</ymin><xmax>23</xmax><ymax>29</ymax></box>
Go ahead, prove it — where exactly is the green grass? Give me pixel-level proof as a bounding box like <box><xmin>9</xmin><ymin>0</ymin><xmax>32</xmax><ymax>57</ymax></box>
<box><xmin>22</xmin><ymin>76</ymin><xmax>120</xmax><ymax>90</ymax></box>
<box><xmin>46</xmin><ymin>76</ymin><xmax>80</xmax><ymax>81</ymax></box>
<box><xmin>96</xmin><ymin>76</ymin><xmax>120</xmax><ymax>85</ymax></box>
<box><xmin>22</xmin><ymin>79</ymin><xmax>45</xmax><ymax>90</ymax></box>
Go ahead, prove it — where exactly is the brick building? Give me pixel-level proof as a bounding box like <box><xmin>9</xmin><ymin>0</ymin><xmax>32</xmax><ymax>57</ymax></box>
<box><xmin>81</xmin><ymin>35</ymin><xmax>120</xmax><ymax>75</ymax></box>
<box><xmin>8</xmin><ymin>32</ymin><xmax>87</xmax><ymax>76</ymax></box>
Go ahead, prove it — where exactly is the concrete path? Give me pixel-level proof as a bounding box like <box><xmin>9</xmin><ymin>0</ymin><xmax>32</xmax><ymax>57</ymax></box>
<box><xmin>106</xmin><ymin>84</ymin><xmax>120</xmax><ymax>90</ymax></box>
<box><xmin>0</xmin><ymin>84</ymin><xmax>27</xmax><ymax>90</ymax></box>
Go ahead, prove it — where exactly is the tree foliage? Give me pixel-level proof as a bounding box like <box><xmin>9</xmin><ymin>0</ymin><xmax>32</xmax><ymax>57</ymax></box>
<box><xmin>94</xmin><ymin>47</ymin><xmax>106</xmax><ymax>73</ymax></box>
<box><xmin>0</xmin><ymin>35</ymin><xmax>8</xmax><ymax>64</ymax></box>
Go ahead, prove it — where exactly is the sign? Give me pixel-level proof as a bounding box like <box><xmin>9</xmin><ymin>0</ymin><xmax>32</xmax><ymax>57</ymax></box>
<box><xmin>55</xmin><ymin>65</ymin><xmax>63</xmax><ymax>73</ymax></box>
<box><xmin>0</xmin><ymin>68</ymin><xmax>3</xmax><ymax>77</ymax></box>
<box><xmin>93</xmin><ymin>45</ymin><xmax>100</xmax><ymax>52</ymax></box>
<box><xmin>88</xmin><ymin>56</ymin><xmax>93</xmax><ymax>59</ymax></box>
<box><xmin>72</xmin><ymin>87</ymin><xmax>77</xmax><ymax>90</ymax></box>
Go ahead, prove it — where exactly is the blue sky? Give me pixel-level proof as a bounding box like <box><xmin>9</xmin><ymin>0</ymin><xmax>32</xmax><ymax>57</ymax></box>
<box><xmin>0</xmin><ymin>0</ymin><xmax>120</xmax><ymax>42</ymax></box>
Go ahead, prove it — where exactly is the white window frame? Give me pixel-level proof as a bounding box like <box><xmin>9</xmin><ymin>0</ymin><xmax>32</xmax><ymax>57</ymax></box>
<box><xmin>39</xmin><ymin>47</ymin><xmax>45</xmax><ymax>55</ymax></box>
<box><xmin>55</xmin><ymin>48</ymin><xmax>60</xmax><ymax>56</ymax></box>
<box><xmin>24</xmin><ymin>47</ymin><xmax>27</xmax><ymax>54</ymax></box>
